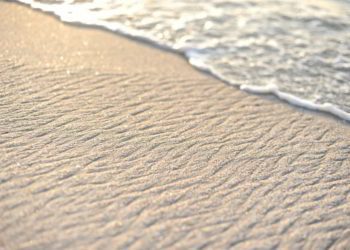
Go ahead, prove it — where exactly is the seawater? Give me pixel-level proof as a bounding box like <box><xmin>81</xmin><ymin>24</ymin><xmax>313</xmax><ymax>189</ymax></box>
<box><xmin>17</xmin><ymin>0</ymin><xmax>350</xmax><ymax>121</ymax></box>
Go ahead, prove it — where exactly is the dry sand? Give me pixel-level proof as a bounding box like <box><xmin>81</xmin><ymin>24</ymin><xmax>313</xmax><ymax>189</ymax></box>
<box><xmin>1</xmin><ymin>1</ymin><xmax>350</xmax><ymax>249</ymax></box>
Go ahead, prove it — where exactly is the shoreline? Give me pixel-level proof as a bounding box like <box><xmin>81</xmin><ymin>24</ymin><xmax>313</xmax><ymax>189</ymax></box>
<box><xmin>15</xmin><ymin>0</ymin><xmax>350</xmax><ymax>123</ymax></box>
<box><xmin>1</xmin><ymin>2</ymin><xmax>350</xmax><ymax>249</ymax></box>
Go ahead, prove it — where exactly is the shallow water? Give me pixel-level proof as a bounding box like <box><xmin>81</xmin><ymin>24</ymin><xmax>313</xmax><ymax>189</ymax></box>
<box><xmin>17</xmin><ymin>0</ymin><xmax>350</xmax><ymax>121</ymax></box>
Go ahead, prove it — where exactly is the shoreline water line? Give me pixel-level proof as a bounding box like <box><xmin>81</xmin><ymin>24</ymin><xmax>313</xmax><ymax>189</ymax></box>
<box><xmin>15</xmin><ymin>0</ymin><xmax>350</xmax><ymax>123</ymax></box>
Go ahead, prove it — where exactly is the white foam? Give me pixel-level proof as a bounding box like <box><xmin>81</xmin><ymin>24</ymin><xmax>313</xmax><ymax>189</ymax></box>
<box><xmin>190</xmin><ymin>55</ymin><xmax>350</xmax><ymax>121</ymax></box>
<box><xmin>240</xmin><ymin>84</ymin><xmax>350</xmax><ymax>121</ymax></box>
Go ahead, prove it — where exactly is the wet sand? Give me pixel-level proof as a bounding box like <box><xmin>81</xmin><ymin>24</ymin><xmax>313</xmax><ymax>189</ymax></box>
<box><xmin>1</xmin><ymin>2</ymin><xmax>350</xmax><ymax>249</ymax></box>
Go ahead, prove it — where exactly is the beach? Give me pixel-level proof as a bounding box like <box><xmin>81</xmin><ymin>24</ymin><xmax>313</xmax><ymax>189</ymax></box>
<box><xmin>1</xmin><ymin>1</ymin><xmax>350</xmax><ymax>249</ymax></box>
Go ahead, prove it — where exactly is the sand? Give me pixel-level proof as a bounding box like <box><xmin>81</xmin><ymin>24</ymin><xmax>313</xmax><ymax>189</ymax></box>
<box><xmin>1</xmin><ymin>2</ymin><xmax>350</xmax><ymax>249</ymax></box>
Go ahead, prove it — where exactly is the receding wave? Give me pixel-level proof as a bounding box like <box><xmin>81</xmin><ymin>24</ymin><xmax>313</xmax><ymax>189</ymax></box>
<box><xmin>16</xmin><ymin>0</ymin><xmax>350</xmax><ymax>121</ymax></box>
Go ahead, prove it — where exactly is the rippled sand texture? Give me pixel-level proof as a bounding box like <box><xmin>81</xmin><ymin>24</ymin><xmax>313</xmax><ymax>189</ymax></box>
<box><xmin>18</xmin><ymin>0</ymin><xmax>350</xmax><ymax>117</ymax></box>
<box><xmin>1</xmin><ymin>2</ymin><xmax>350</xmax><ymax>250</ymax></box>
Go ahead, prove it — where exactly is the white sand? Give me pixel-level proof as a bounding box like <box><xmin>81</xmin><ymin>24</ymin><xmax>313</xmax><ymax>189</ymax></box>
<box><xmin>0</xmin><ymin>2</ymin><xmax>349</xmax><ymax>249</ymax></box>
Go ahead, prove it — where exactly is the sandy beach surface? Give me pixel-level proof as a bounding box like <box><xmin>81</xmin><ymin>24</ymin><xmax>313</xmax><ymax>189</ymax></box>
<box><xmin>1</xmin><ymin>2</ymin><xmax>350</xmax><ymax>249</ymax></box>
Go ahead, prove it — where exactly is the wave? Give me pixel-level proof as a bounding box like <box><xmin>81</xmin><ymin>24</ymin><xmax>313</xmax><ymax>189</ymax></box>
<box><xmin>16</xmin><ymin>0</ymin><xmax>350</xmax><ymax>121</ymax></box>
